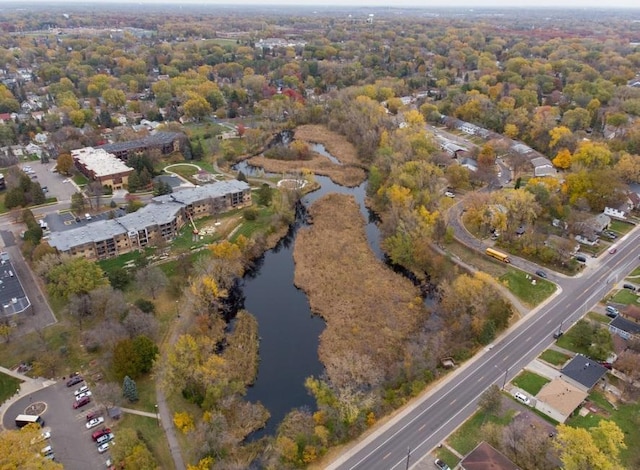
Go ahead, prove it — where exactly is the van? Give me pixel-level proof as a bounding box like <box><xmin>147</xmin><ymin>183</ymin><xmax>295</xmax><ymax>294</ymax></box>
<box><xmin>575</xmin><ymin>254</ymin><xmax>587</xmax><ymax>263</ymax></box>
<box><xmin>606</xmin><ymin>306</ymin><xmax>619</xmax><ymax>318</ymax></box>
<box><xmin>514</xmin><ymin>392</ymin><xmax>530</xmax><ymax>405</ymax></box>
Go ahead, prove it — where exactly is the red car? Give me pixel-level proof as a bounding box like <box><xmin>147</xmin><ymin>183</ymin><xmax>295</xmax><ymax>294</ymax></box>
<box><xmin>92</xmin><ymin>427</ymin><xmax>111</xmax><ymax>441</ymax></box>
<box><xmin>86</xmin><ymin>411</ymin><xmax>102</xmax><ymax>421</ymax></box>
<box><xmin>73</xmin><ymin>396</ymin><xmax>91</xmax><ymax>409</ymax></box>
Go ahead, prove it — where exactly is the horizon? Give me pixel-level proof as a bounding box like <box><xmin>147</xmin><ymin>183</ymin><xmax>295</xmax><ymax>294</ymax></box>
<box><xmin>6</xmin><ymin>0</ymin><xmax>640</xmax><ymax>10</ymax></box>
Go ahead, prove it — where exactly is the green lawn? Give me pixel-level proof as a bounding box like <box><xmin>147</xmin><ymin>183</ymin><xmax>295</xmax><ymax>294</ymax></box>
<box><xmin>627</xmin><ymin>266</ymin><xmax>640</xmax><ymax>277</ymax></box>
<box><xmin>498</xmin><ymin>269</ymin><xmax>556</xmax><ymax>307</ymax></box>
<box><xmin>448</xmin><ymin>409</ymin><xmax>514</xmax><ymax>455</ymax></box>
<box><xmin>586</xmin><ymin>311</ymin><xmax>612</xmax><ymax>324</ymax></box>
<box><xmin>539</xmin><ymin>349</ymin><xmax>571</xmax><ymax>366</ymax></box>
<box><xmin>72</xmin><ymin>173</ymin><xmax>89</xmax><ymax>186</ymax></box>
<box><xmin>166</xmin><ymin>164</ymin><xmax>200</xmax><ymax>180</ymax></box>
<box><xmin>0</xmin><ymin>193</ymin><xmax>6</xmax><ymax>214</ymax></box>
<box><xmin>555</xmin><ymin>323</ymin><xmax>592</xmax><ymax>356</ymax></box>
<box><xmin>511</xmin><ymin>370</ymin><xmax>550</xmax><ymax>395</ymax></box>
<box><xmin>611</xmin><ymin>289</ymin><xmax>639</xmax><ymax>305</ymax></box>
<box><xmin>97</xmin><ymin>249</ymin><xmax>151</xmax><ymax>276</ymax></box>
<box><xmin>609</xmin><ymin>220</ymin><xmax>634</xmax><ymax>234</ymax></box>
<box><xmin>0</xmin><ymin>372</ymin><xmax>22</xmax><ymax>404</ymax></box>
<box><xmin>566</xmin><ymin>391</ymin><xmax>640</xmax><ymax>466</ymax></box>
<box><xmin>434</xmin><ymin>446</ymin><xmax>460</xmax><ymax>469</ymax></box>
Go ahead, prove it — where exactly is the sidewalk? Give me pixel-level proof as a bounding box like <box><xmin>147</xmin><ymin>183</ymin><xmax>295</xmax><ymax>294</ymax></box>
<box><xmin>0</xmin><ymin>365</ymin><xmax>56</xmax><ymax>431</ymax></box>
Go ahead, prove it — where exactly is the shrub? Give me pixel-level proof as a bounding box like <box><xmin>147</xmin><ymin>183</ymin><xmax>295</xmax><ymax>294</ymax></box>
<box><xmin>244</xmin><ymin>208</ymin><xmax>259</xmax><ymax>220</ymax></box>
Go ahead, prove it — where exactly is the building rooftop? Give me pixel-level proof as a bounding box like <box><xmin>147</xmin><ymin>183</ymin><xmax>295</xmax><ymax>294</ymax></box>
<box><xmin>98</xmin><ymin>131</ymin><xmax>182</xmax><ymax>154</ymax></box>
<box><xmin>610</xmin><ymin>315</ymin><xmax>640</xmax><ymax>335</ymax></box>
<box><xmin>536</xmin><ymin>377</ymin><xmax>587</xmax><ymax>419</ymax></box>
<box><xmin>71</xmin><ymin>147</ymin><xmax>132</xmax><ymax>178</ymax></box>
<box><xmin>48</xmin><ymin>180</ymin><xmax>249</xmax><ymax>252</ymax></box>
<box><xmin>0</xmin><ymin>252</ymin><xmax>31</xmax><ymax>316</ymax></box>
<box><xmin>561</xmin><ymin>354</ymin><xmax>608</xmax><ymax>390</ymax></box>
<box><xmin>460</xmin><ymin>442</ymin><xmax>519</xmax><ymax>470</ymax></box>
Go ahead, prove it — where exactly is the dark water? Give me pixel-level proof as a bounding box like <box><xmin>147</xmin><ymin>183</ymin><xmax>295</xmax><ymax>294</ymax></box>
<box><xmin>235</xmin><ymin>159</ymin><xmax>383</xmax><ymax>437</ymax></box>
<box><xmin>309</xmin><ymin>142</ymin><xmax>342</xmax><ymax>165</ymax></box>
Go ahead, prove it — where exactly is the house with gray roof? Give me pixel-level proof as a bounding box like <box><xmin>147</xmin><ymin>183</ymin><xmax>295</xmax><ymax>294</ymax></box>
<box><xmin>608</xmin><ymin>316</ymin><xmax>640</xmax><ymax>341</ymax></box>
<box><xmin>560</xmin><ymin>354</ymin><xmax>608</xmax><ymax>391</ymax></box>
<box><xmin>48</xmin><ymin>180</ymin><xmax>251</xmax><ymax>260</ymax></box>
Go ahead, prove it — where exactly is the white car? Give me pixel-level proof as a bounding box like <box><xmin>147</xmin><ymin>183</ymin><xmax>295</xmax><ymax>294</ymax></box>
<box><xmin>74</xmin><ymin>385</ymin><xmax>89</xmax><ymax>396</ymax></box>
<box><xmin>86</xmin><ymin>417</ymin><xmax>105</xmax><ymax>429</ymax></box>
<box><xmin>75</xmin><ymin>391</ymin><xmax>92</xmax><ymax>401</ymax></box>
<box><xmin>30</xmin><ymin>430</ymin><xmax>51</xmax><ymax>445</ymax></box>
<box><xmin>97</xmin><ymin>441</ymin><xmax>112</xmax><ymax>453</ymax></box>
<box><xmin>514</xmin><ymin>391</ymin><xmax>531</xmax><ymax>405</ymax></box>
<box><xmin>444</xmin><ymin>191</ymin><xmax>455</xmax><ymax>198</ymax></box>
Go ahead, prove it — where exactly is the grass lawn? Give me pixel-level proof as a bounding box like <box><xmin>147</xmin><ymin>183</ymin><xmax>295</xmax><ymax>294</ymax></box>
<box><xmin>498</xmin><ymin>269</ymin><xmax>556</xmax><ymax>307</ymax></box>
<box><xmin>166</xmin><ymin>164</ymin><xmax>200</xmax><ymax>180</ymax></box>
<box><xmin>539</xmin><ymin>349</ymin><xmax>571</xmax><ymax>366</ymax></box>
<box><xmin>72</xmin><ymin>173</ymin><xmax>89</xmax><ymax>186</ymax></box>
<box><xmin>448</xmin><ymin>409</ymin><xmax>514</xmax><ymax>455</ymax></box>
<box><xmin>0</xmin><ymin>372</ymin><xmax>22</xmax><ymax>404</ymax></box>
<box><xmin>566</xmin><ymin>391</ymin><xmax>640</xmax><ymax>466</ymax></box>
<box><xmin>97</xmin><ymin>250</ymin><xmax>148</xmax><ymax>276</ymax></box>
<box><xmin>609</xmin><ymin>219</ymin><xmax>634</xmax><ymax>234</ymax></box>
<box><xmin>587</xmin><ymin>311</ymin><xmax>612</xmax><ymax>324</ymax></box>
<box><xmin>611</xmin><ymin>289</ymin><xmax>639</xmax><ymax>305</ymax></box>
<box><xmin>627</xmin><ymin>266</ymin><xmax>640</xmax><ymax>277</ymax></box>
<box><xmin>444</xmin><ymin>239</ymin><xmax>509</xmax><ymax>278</ymax></box>
<box><xmin>117</xmin><ymin>413</ymin><xmax>175</xmax><ymax>469</ymax></box>
<box><xmin>434</xmin><ymin>446</ymin><xmax>460</xmax><ymax>469</ymax></box>
<box><xmin>511</xmin><ymin>370</ymin><xmax>550</xmax><ymax>395</ymax></box>
<box><xmin>171</xmin><ymin>221</ymin><xmax>221</xmax><ymax>253</ymax></box>
<box><xmin>555</xmin><ymin>323</ymin><xmax>592</xmax><ymax>356</ymax></box>
<box><xmin>0</xmin><ymin>193</ymin><xmax>6</xmax><ymax>214</ymax></box>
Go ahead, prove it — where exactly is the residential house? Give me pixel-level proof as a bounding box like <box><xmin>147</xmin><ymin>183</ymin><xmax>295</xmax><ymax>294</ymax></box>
<box><xmin>534</xmin><ymin>378</ymin><xmax>587</xmax><ymax>423</ymax></box>
<box><xmin>608</xmin><ymin>315</ymin><xmax>640</xmax><ymax>341</ymax></box>
<box><xmin>560</xmin><ymin>354</ymin><xmax>608</xmax><ymax>392</ymax></box>
<box><xmin>604</xmin><ymin>200</ymin><xmax>632</xmax><ymax>220</ymax></box>
<box><xmin>460</xmin><ymin>442</ymin><xmax>519</xmax><ymax>470</ymax></box>
<box><xmin>530</xmin><ymin>156</ymin><xmax>556</xmax><ymax>177</ymax></box>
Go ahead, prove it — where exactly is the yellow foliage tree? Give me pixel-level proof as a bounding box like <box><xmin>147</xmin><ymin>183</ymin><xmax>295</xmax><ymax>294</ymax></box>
<box><xmin>503</xmin><ymin>123</ymin><xmax>519</xmax><ymax>139</ymax></box>
<box><xmin>554</xmin><ymin>421</ymin><xmax>625</xmax><ymax>470</ymax></box>
<box><xmin>187</xmin><ymin>457</ymin><xmax>214</xmax><ymax>470</ymax></box>
<box><xmin>552</xmin><ymin>148</ymin><xmax>572</xmax><ymax>169</ymax></box>
<box><xmin>173</xmin><ymin>411</ymin><xmax>195</xmax><ymax>434</ymax></box>
<box><xmin>0</xmin><ymin>425</ymin><xmax>63</xmax><ymax>469</ymax></box>
<box><xmin>549</xmin><ymin>125</ymin><xmax>572</xmax><ymax>148</ymax></box>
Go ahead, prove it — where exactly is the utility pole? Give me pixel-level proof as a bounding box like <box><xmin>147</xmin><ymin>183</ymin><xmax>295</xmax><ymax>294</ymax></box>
<box><xmin>502</xmin><ymin>367</ymin><xmax>510</xmax><ymax>390</ymax></box>
<box><xmin>405</xmin><ymin>447</ymin><xmax>411</xmax><ymax>470</ymax></box>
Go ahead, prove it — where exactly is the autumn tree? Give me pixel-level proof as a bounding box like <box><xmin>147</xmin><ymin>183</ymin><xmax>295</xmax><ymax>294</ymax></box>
<box><xmin>0</xmin><ymin>425</ymin><xmax>63</xmax><ymax>469</ymax></box>
<box><xmin>110</xmin><ymin>428</ymin><xmax>157</xmax><ymax>469</ymax></box>
<box><xmin>571</xmin><ymin>141</ymin><xmax>612</xmax><ymax>169</ymax></box>
<box><xmin>56</xmin><ymin>153</ymin><xmax>74</xmax><ymax>175</ymax></box>
<box><xmin>478</xmin><ymin>384</ymin><xmax>502</xmax><ymax>416</ymax></box>
<box><xmin>45</xmin><ymin>257</ymin><xmax>108</xmax><ymax>300</ymax></box>
<box><xmin>552</xmin><ymin>148</ymin><xmax>572</xmax><ymax>170</ymax></box>
<box><xmin>135</xmin><ymin>266</ymin><xmax>168</xmax><ymax>300</ymax></box>
<box><xmin>554</xmin><ymin>421</ymin><xmax>625</xmax><ymax>470</ymax></box>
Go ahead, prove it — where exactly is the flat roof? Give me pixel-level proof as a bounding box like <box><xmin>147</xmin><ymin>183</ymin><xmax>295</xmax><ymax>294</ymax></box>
<box><xmin>0</xmin><ymin>252</ymin><xmax>31</xmax><ymax>316</ymax></box>
<box><xmin>536</xmin><ymin>377</ymin><xmax>587</xmax><ymax>418</ymax></box>
<box><xmin>98</xmin><ymin>131</ymin><xmax>182</xmax><ymax>154</ymax></box>
<box><xmin>71</xmin><ymin>147</ymin><xmax>133</xmax><ymax>178</ymax></box>
<box><xmin>48</xmin><ymin>180</ymin><xmax>250</xmax><ymax>252</ymax></box>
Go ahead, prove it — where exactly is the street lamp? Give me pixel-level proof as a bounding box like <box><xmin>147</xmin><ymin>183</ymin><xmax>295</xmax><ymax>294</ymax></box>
<box><xmin>502</xmin><ymin>367</ymin><xmax>510</xmax><ymax>390</ymax></box>
<box><xmin>155</xmin><ymin>404</ymin><xmax>160</xmax><ymax>426</ymax></box>
<box><xmin>405</xmin><ymin>446</ymin><xmax>411</xmax><ymax>470</ymax></box>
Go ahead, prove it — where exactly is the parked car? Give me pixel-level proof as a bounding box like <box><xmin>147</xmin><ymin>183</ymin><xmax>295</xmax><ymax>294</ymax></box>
<box><xmin>606</xmin><ymin>306</ymin><xmax>619</xmax><ymax>318</ymax></box>
<box><xmin>514</xmin><ymin>391</ymin><xmax>531</xmax><ymax>405</ymax></box>
<box><xmin>66</xmin><ymin>376</ymin><xmax>83</xmax><ymax>387</ymax></box>
<box><xmin>434</xmin><ymin>458</ymin><xmax>451</xmax><ymax>470</ymax></box>
<box><xmin>86</xmin><ymin>417</ymin><xmax>105</xmax><ymax>429</ymax></box>
<box><xmin>30</xmin><ymin>430</ymin><xmax>51</xmax><ymax>445</ymax></box>
<box><xmin>97</xmin><ymin>442</ymin><xmax>112</xmax><ymax>454</ymax></box>
<box><xmin>575</xmin><ymin>254</ymin><xmax>587</xmax><ymax>263</ymax></box>
<box><xmin>75</xmin><ymin>391</ymin><xmax>92</xmax><ymax>401</ymax></box>
<box><xmin>444</xmin><ymin>191</ymin><xmax>455</xmax><ymax>198</ymax></box>
<box><xmin>74</xmin><ymin>385</ymin><xmax>89</xmax><ymax>396</ymax></box>
<box><xmin>553</xmin><ymin>331</ymin><xmax>564</xmax><ymax>339</ymax></box>
<box><xmin>535</xmin><ymin>270</ymin><xmax>547</xmax><ymax>279</ymax></box>
<box><xmin>599</xmin><ymin>361</ymin><xmax>613</xmax><ymax>370</ymax></box>
<box><xmin>96</xmin><ymin>433</ymin><xmax>114</xmax><ymax>445</ymax></box>
<box><xmin>86</xmin><ymin>410</ymin><xmax>102</xmax><ymax>421</ymax></box>
<box><xmin>92</xmin><ymin>428</ymin><xmax>111</xmax><ymax>441</ymax></box>
<box><xmin>623</xmin><ymin>283</ymin><xmax>637</xmax><ymax>291</ymax></box>
<box><xmin>73</xmin><ymin>396</ymin><xmax>91</xmax><ymax>409</ymax></box>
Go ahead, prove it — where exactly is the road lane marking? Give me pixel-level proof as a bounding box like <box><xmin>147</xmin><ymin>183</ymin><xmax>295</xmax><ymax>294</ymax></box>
<box><xmin>449</xmin><ymin>399</ymin><xmax>457</xmax><ymax>405</ymax></box>
<box><xmin>383</xmin><ymin>452</ymin><xmax>391</xmax><ymax>460</ymax></box>
<box><xmin>418</xmin><ymin>424</ymin><xmax>426</xmax><ymax>431</ymax></box>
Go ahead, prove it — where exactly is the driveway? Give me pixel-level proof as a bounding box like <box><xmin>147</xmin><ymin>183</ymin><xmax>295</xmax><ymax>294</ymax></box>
<box><xmin>2</xmin><ymin>381</ymin><xmax>113</xmax><ymax>469</ymax></box>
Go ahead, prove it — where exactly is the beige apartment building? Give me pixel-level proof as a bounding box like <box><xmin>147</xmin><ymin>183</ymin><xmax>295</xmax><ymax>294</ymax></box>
<box><xmin>72</xmin><ymin>147</ymin><xmax>134</xmax><ymax>190</ymax></box>
<box><xmin>48</xmin><ymin>180</ymin><xmax>251</xmax><ymax>260</ymax></box>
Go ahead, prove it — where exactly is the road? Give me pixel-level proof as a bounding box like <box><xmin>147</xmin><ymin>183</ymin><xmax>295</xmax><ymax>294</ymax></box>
<box><xmin>328</xmin><ymin>224</ymin><xmax>640</xmax><ymax>469</ymax></box>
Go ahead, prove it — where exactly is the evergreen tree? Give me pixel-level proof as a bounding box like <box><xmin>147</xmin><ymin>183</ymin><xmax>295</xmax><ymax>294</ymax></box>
<box><xmin>122</xmin><ymin>375</ymin><xmax>139</xmax><ymax>402</ymax></box>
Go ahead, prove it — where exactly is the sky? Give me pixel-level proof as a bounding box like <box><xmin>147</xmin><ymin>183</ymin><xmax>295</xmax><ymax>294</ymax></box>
<box><xmin>17</xmin><ymin>0</ymin><xmax>640</xmax><ymax>8</ymax></box>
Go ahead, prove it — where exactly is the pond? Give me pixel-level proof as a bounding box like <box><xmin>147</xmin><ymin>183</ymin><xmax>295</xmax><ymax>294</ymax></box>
<box><xmin>234</xmin><ymin>159</ymin><xmax>383</xmax><ymax>437</ymax></box>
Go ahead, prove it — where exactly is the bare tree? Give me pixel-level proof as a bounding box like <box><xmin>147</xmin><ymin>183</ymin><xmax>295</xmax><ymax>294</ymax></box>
<box><xmin>122</xmin><ymin>309</ymin><xmax>159</xmax><ymax>340</ymax></box>
<box><xmin>135</xmin><ymin>266</ymin><xmax>168</xmax><ymax>300</ymax></box>
<box><xmin>92</xmin><ymin>381</ymin><xmax>122</xmax><ymax>412</ymax></box>
<box><xmin>68</xmin><ymin>293</ymin><xmax>92</xmax><ymax>328</ymax></box>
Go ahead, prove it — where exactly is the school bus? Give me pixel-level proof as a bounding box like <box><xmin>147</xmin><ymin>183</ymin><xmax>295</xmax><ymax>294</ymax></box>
<box><xmin>486</xmin><ymin>247</ymin><xmax>511</xmax><ymax>263</ymax></box>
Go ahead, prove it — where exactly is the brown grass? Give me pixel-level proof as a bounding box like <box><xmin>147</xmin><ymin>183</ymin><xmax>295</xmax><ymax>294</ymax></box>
<box><xmin>244</xmin><ymin>125</ymin><xmax>366</xmax><ymax>187</ymax></box>
<box><xmin>293</xmin><ymin>194</ymin><xmax>428</xmax><ymax>385</ymax></box>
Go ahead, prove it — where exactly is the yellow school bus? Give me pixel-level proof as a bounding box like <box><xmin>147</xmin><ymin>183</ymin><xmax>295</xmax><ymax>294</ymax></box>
<box><xmin>486</xmin><ymin>247</ymin><xmax>511</xmax><ymax>263</ymax></box>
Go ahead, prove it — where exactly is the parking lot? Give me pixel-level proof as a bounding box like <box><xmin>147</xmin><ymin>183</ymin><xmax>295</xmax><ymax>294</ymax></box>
<box><xmin>19</xmin><ymin>159</ymin><xmax>78</xmax><ymax>206</ymax></box>
<box><xmin>2</xmin><ymin>379</ymin><xmax>115</xmax><ymax>469</ymax></box>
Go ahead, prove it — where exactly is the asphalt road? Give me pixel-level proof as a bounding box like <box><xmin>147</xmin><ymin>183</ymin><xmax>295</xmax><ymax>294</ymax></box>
<box><xmin>329</xmin><ymin>225</ymin><xmax>640</xmax><ymax>469</ymax></box>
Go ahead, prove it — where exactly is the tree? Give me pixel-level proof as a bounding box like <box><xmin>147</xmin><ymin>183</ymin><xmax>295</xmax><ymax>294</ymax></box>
<box><xmin>478</xmin><ymin>384</ymin><xmax>502</xmax><ymax>415</ymax></box>
<box><xmin>183</xmin><ymin>94</ymin><xmax>212</xmax><ymax>121</ymax></box>
<box><xmin>554</xmin><ymin>421</ymin><xmax>625</xmax><ymax>470</ymax></box>
<box><xmin>132</xmin><ymin>335</ymin><xmax>159</xmax><ymax>374</ymax></box>
<box><xmin>45</xmin><ymin>257</ymin><xmax>108</xmax><ymax>299</ymax></box>
<box><xmin>0</xmin><ymin>425</ymin><xmax>63</xmax><ymax>469</ymax></box>
<box><xmin>113</xmin><ymin>339</ymin><xmax>138</xmax><ymax>380</ymax></box>
<box><xmin>71</xmin><ymin>192</ymin><xmax>86</xmax><ymax>213</ymax></box>
<box><xmin>110</xmin><ymin>428</ymin><xmax>157</xmax><ymax>469</ymax></box>
<box><xmin>56</xmin><ymin>153</ymin><xmax>74</xmax><ymax>175</ymax></box>
<box><xmin>92</xmin><ymin>381</ymin><xmax>122</xmax><ymax>411</ymax></box>
<box><xmin>67</xmin><ymin>293</ymin><xmax>92</xmax><ymax>328</ymax></box>
<box><xmin>256</xmin><ymin>183</ymin><xmax>273</xmax><ymax>206</ymax></box>
<box><xmin>122</xmin><ymin>375</ymin><xmax>139</xmax><ymax>402</ymax></box>
<box><xmin>571</xmin><ymin>141</ymin><xmax>612</xmax><ymax>169</ymax></box>
<box><xmin>552</xmin><ymin>148</ymin><xmax>572</xmax><ymax>170</ymax></box>
<box><xmin>135</xmin><ymin>266</ymin><xmax>168</xmax><ymax>300</ymax></box>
